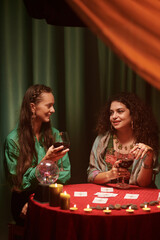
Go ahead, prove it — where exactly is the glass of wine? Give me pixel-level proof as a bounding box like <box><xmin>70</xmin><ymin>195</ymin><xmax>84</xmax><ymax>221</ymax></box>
<box><xmin>53</xmin><ymin>131</ymin><xmax>70</xmax><ymax>171</ymax></box>
<box><xmin>116</xmin><ymin>153</ymin><xmax>135</xmax><ymax>189</ymax></box>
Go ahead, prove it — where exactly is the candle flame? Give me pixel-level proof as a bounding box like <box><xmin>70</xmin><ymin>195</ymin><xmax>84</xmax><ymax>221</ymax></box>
<box><xmin>106</xmin><ymin>207</ymin><xmax>109</xmax><ymax>210</ymax></box>
<box><xmin>74</xmin><ymin>204</ymin><xmax>76</xmax><ymax>208</ymax></box>
<box><xmin>87</xmin><ymin>204</ymin><xmax>90</xmax><ymax>208</ymax></box>
<box><xmin>64</xmin><ymin>191</ymin><xmax>67</xmax><ymax>195</ymax></box>
<box><xmin>145</xmin><ymin>204</ymin><xmax>147</xmax><ymax>208</ymax></box>
<box><xmin>129</xmin><ymin>206</ymin><xmax>131</xmax><ymax>209</ymax></box>
<box><xmin>55</xmin><ymin>183</ymin><xmax>57</xmax><ymax>187</ymax></box>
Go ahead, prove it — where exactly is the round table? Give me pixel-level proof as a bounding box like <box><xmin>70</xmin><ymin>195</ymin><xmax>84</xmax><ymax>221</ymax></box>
<box><xmin>25</xmin><ymin>183</ymin><xmax>160</xmax><ymax>240</ymax></box>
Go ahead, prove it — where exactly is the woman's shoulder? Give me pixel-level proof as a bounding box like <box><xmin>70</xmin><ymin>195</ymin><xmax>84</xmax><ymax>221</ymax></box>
<box><xmin>6</xmin><ymin>126</ymin><xmax>19</xmax><ymax>143</ymax></box>
<box><xmin>93</xmin><ymin>132</ymin><xmax>111</xmax><ymax>147</ymax></box>
<box><xmin>51</xmin><ymin>127</ymin><xmax>59</xmax><ymax>134</ymax></box>
<box><xmin>96</xmin><ymin>131</ymin><xmax>111</xmax><ymax>141</ymax></box>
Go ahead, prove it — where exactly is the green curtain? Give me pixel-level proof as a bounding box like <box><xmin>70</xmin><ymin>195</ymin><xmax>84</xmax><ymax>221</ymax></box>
<box><xmin>0</xmin><ymin>1</ymin><xmax>160</xmax><ymax>239</ymax></box>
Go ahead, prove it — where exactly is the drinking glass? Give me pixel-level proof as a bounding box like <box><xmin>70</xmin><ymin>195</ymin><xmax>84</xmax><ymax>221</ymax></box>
<box><xmin>116</xmin><ymin>153</ymin><xmax>134</xmax><ymax>189</ymax></box>
<box><xmin>53</xmin><ymin>131</ymin><xmax>70</xmax><ymax>171</ymax></box>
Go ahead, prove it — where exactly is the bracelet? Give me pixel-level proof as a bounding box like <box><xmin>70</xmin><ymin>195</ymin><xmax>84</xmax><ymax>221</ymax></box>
<box><xmin>142</xmin><ymin>162</ymin><xmax>153</xmax><ymax>169</ymax></box>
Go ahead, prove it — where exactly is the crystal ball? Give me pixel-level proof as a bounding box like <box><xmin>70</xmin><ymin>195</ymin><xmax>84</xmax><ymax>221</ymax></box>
<box><xmin>35</xmin><ymin>160</ymin><xmax>59</xmax><ymax>184</ymax></box>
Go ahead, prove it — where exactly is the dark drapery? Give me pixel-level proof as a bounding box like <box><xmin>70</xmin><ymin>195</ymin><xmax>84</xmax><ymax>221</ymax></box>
<box><xmin>23</xmin><ymin>0</ymin><xmax>85</xmax><ymax>26</ymax></box>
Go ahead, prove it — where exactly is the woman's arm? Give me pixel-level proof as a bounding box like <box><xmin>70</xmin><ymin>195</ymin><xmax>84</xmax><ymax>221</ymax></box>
<box><xmin>22</xmin><ymin>149</ymin><xmax>71</xmax><ymax>188</ymax></box>
<box><xmin>93</xmin><ymin>166</ymin><xmax>130</xmax><ymax>184</ymax></box>
<box><xmin>87</xmin><ymin>135</ymin><xmax>130</xmax><ymax>184</ymax></box>
<box><xmin>131</xmin><ymin>143</ymin><xmax>155</xmax><ymax>187</ymax></box>
<box><xmin>136</xmin><ymin>151</ymin><xmax>154</xmax><ymax>187</ymax></box>
<box><xmin>18</xmin><ymin>146</ymin><xmax>71</xmax><ymax>188</ymax></box>
<box><xmin>42</xmin><ymin>143</ymin><xmax>71</xmax><ymax>184</ymax></box>
<box><xmin>5</xmin><ymin>136</ymin><xmax>38</xmax><ymax>190</ymax></box>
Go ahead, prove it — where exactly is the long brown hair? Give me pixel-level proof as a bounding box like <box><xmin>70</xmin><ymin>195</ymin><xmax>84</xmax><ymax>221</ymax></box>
<box><xmin>96</xmin><ymin>92</ymin><xmax>159</xmax><ymax>156</ymax></box>
<box><xmin>15</xmin><ymin>84</ymin><xmax>54</xmax><ymax>190</ymax></box>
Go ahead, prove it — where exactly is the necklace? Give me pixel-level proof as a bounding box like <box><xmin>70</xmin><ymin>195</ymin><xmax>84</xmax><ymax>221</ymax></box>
<box><xmin>113</xmin><ymin>135</ymin><xmax>135</xmax><ymax>151</ymax></box>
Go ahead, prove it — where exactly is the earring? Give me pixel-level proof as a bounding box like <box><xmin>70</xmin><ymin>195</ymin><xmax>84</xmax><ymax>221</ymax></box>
<box><xmin>32</xmin><ymin>111</ymin><xmax>36</xmax><ymax>120</ymax></box>
<box><xmin>131</xmin><ymin>121</ymin><xmax>134</xmax><ymax>129</ymax></box>
<box><xmin>111</xmin><ymin>124</ymin><xmax>114</xmax><ymax>131</ymax></box>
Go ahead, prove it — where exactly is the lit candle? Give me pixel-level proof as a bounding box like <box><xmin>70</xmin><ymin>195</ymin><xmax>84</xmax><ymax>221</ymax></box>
<box><xmin>157</xmin><ymin>194</ymin><xmax>160</xmax><ymax>208</ymax></box>
<box><xmin>126</xmin><ymin>206</ymin><xmax>134</xmax><ymax>213</ymax></box>
<box><xmin>49</xmin><ymin>183</ymin><xmax>63</xmax><ymax>207</ymax></box>
<box><xmin>103</xmin><ymin>207</ymin><xmax>112</xmax><ymax>214</ymax></box>
<box><xmin>60</xmin><ymin>191</ymin><xmax>70</xmax><ymax>210</ymax></box>
<box><xmin>70</xmin><ymin>204</ymin><xmax>78</xmax><ymax>211</ymax></box>
<box><xmin>142</xmin><ymin>204</ymin><xmax>151</xmax><ymax>212</ymax></box>
<box><xmin>84</xmin><ymin>204</ymin><xmax>92</xmax><ymax>213</ymax></box>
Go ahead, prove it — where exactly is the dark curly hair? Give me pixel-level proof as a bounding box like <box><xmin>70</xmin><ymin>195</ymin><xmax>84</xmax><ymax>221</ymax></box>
<box><xmin>96</xmin><ymin>92</ymin><xmax>159</xmax><ymax>156</ymax></box>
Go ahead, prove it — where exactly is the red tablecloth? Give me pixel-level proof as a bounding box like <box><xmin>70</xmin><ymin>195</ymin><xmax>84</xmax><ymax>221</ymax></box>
<box><xmin>25</xmin><ymin>183</ymin><xmax>160</xmax><ymax>240</ymax></box>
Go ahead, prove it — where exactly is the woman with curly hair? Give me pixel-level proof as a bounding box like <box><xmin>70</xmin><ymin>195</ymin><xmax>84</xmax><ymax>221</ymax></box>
<box><xmin>87</xmin><ymin>92</ymin><xmax>159</xmax><ymax>187</ymax></box>
<box><xmin>5</xmin><ymin>84</ymin><xmax>71</xmax><ymax>224</ymax></box>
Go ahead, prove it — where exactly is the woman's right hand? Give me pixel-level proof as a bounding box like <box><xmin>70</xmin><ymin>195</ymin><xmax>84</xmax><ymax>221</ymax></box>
<box><xmin>93</xmin><ymin>160</ymin><xmax>130</xmax><ymax>184</ymax></box>
<box><xmin>110</xmin><ymin>160</ymin><xmax>130</xmax><ymax>180</ymax></box>
<box><xmin>43</xmin><ymin>145</ymin><xmax>69</xmax><ymax>162</ymax></box>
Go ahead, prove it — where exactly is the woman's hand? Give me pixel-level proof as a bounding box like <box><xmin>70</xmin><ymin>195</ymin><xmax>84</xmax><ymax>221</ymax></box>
<box><xmin>20</xmin><ymin>202</ymin><xmax>28</xmax><ymax>219</ymax></box>
<box><xmin>43</xmin><ymin>145</ymin><xmax>69</xmax><ymax>162</ymax></box>
<box><xmin>130</xmin><ymin>143</ymin><xmax>153</xmax><ymax>160</ymax></box>
<box><xmin>110</xmin><ymin>160</ymin><xmax>130</xmax><ymax>180</ymax></box>
<box><xmin>93</xmin><ymin>160</ymin><xmax>130</xmax><ymax>184</ymax></box>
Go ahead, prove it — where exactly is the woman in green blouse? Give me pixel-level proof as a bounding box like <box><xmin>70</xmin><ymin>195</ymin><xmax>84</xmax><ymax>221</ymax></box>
<box><xmin>5</xmin><ymin>84</ymin><xmax>71</xmax><ymax>224</ymax></box>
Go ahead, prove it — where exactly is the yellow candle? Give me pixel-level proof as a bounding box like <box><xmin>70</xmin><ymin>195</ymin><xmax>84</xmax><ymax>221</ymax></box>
<box><xmin>70</xmin><ymin>204</ymin><xmax>78</xmax><ymax>211</ymax></box>
<box><xmin>126</xmin><ymin>206</ymin><xmax>134</xmax><ymax>213</ymax></box>
<box><xmin>157</xmin><ymin>195</ymin><xmax>160</xmax><ymax>209</ymax></box>
<box><xmin>60</xmin><ymin>191</ymin><xmax>70</xmax><ymax>210</ymax></box>
<box><xmin>84</xmin><ymin>204</ymin><xmax>92</xmax><ymax>213</ymax></box>
<box><xmin>142</xmin><ymin>204</ymin><xmax>151</xmax><ymax>212</ymax></box>
<box><xmin>103</xmin><ymin>207</ymin><xmax>112</xmax><ymax>214</ymax></box>
<box><xmin>49</xmin><ymin>183</ymin><xmax>63</xmax><ymax>207</ymax></box>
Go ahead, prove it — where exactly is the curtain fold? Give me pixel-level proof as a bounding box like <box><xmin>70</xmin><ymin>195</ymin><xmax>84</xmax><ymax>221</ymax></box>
<box><xmin>67</xmin><ymin>0</ymin><xmax>160</xmax><ymax>89</ymax></box>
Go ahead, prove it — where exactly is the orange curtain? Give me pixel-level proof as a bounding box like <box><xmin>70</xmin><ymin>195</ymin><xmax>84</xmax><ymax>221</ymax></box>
<box><xmin>67</xmin><ymin>0</ymin><xmax>160</xmax><ymax>89</ymax></box>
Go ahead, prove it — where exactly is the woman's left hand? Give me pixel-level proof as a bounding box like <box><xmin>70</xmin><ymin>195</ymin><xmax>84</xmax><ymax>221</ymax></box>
<box><xmin>130</xmin><ymin>143</ymin><xmax>153</xmax><ymax>160</ymax></box>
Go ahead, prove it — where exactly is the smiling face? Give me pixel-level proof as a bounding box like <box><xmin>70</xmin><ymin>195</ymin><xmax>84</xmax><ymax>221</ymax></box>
<box><xmin>110</xmin><ymin>101</ymin><xmax>132</xmax><ymax>131</ymax></box>
<box><xmin>31</xmin><ymin>92</ymin><xmax>55</xmax><ymax>124</ymax></box>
